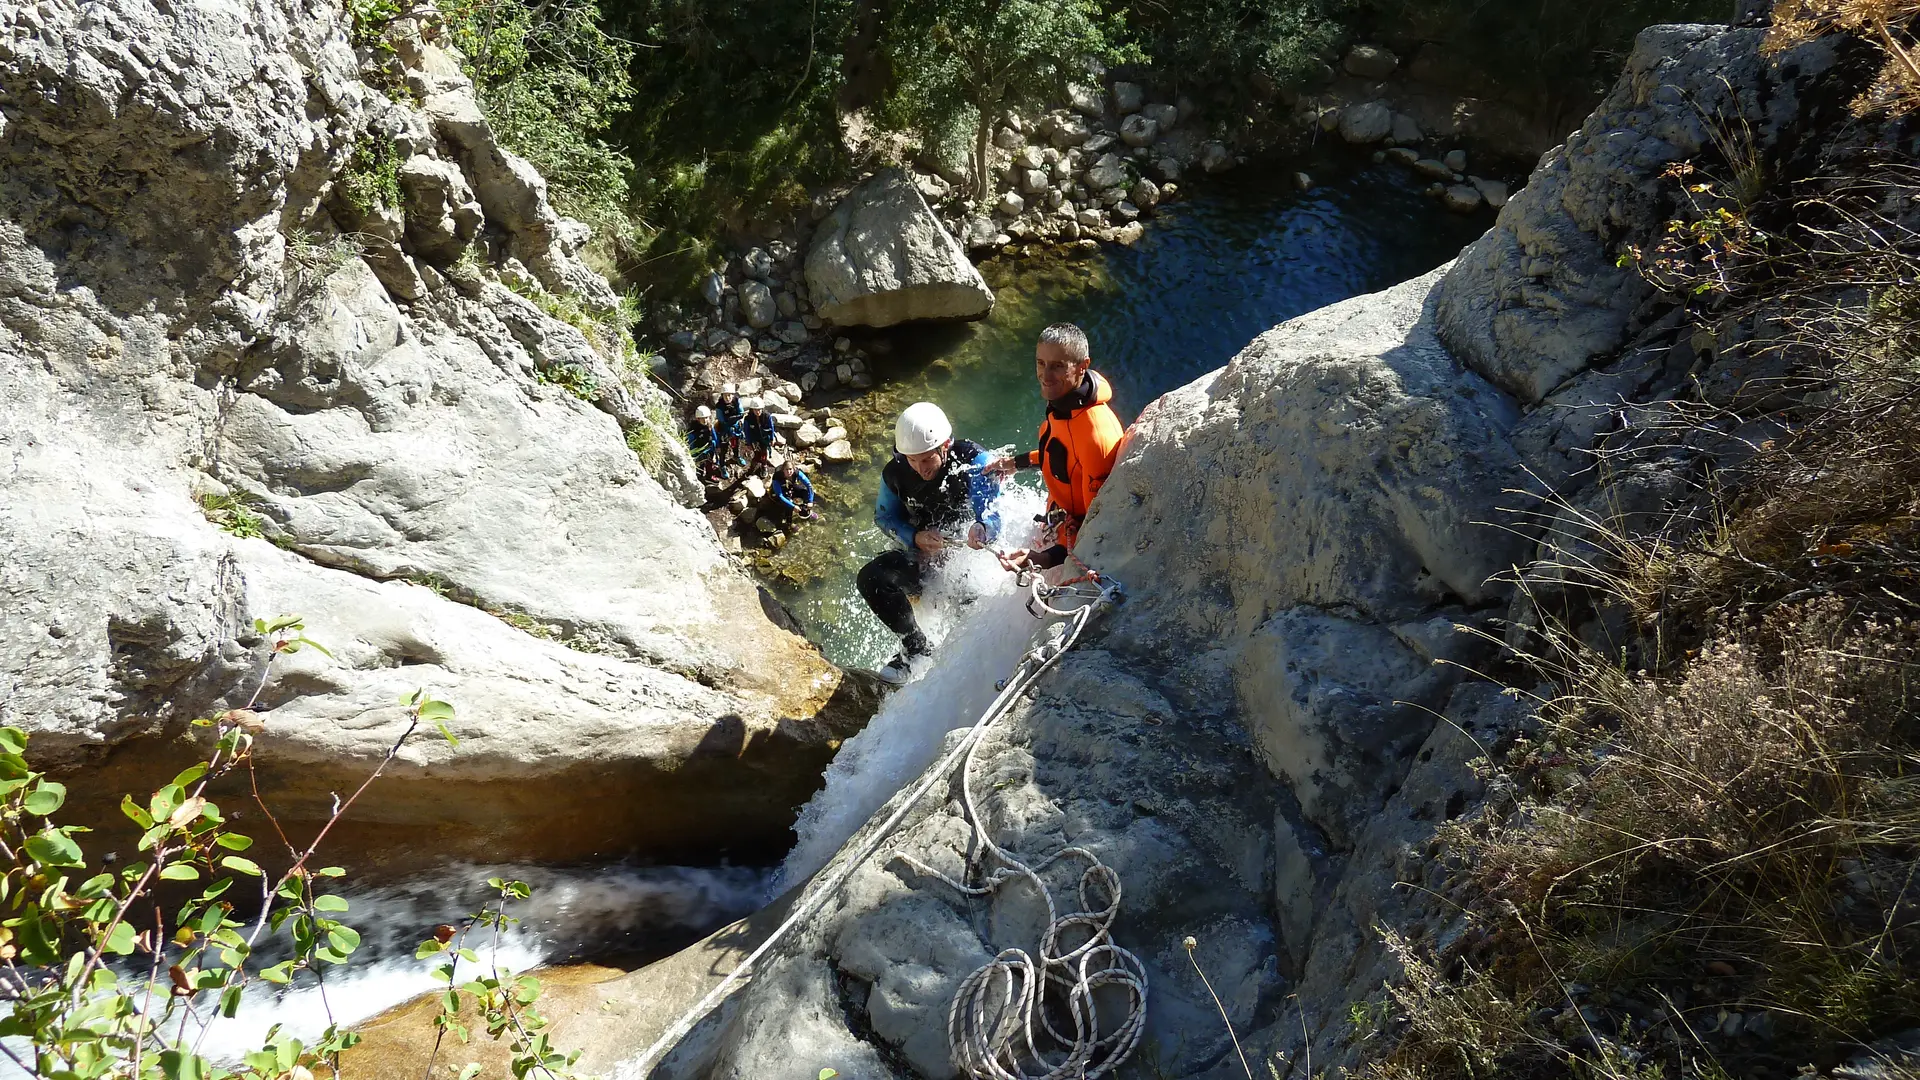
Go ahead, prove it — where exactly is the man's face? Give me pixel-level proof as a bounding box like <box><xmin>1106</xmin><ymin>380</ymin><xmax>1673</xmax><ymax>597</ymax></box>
<box><xmin>1035</xmin><ymin>341</ymin><xmax>1089</xmax><ymax>402</ymax></box>
<box><xmin>906</xmin><ymin>441</ymin><xmax>949</xmax><ymax>481</ymax></box>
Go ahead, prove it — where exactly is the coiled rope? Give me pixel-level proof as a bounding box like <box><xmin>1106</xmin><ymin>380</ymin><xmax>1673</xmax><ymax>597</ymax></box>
<box><xmin>892</xmin><ymin>568</ymin><xmax>1148</xmax><ymax>1080</ymax></box>
<box><xmin>621</xmin><ymin>567</ymin><xmax>1133</xmax><ymax>1080</ymax></box>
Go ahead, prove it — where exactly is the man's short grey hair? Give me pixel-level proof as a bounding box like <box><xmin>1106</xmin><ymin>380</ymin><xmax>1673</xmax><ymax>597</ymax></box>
<box><xmin>1038</xmin><ymin>322</ymin><xmax>1090</xmax><ymax>363</ymax></box>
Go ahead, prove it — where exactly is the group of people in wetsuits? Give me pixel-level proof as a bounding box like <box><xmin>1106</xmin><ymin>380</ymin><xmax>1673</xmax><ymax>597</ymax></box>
<box><xmin>861</xmin><ymin>321</ymin><xmax>1123</xmax><ymax>683</ymax></box>
<box><xmin>686</xmin><ymin>382</ymin><xmax>818</xmax><ymax>525</ymax></box>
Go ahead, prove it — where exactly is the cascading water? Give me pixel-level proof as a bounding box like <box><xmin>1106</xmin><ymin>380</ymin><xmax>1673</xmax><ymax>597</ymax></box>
<box><xmin>775</xmin><ymin>485</ymin><xmax>1048</xmax><ymax>893</ymax></box>
<box><xmin>0</xmin><ymin>863</ymin><xmax>768</xmax><ymax>1075</ymax></box>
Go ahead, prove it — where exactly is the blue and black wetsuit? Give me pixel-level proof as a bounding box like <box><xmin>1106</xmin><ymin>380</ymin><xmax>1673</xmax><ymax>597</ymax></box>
<box><xmin>715</xmin><ymin>396</ymin><xmax>745</xmax><ymax>459</ymax></box>
<box><xmin>744</xmin><ymin>409</ymin><xmax>777</xmax><ymax>450</ymax></box>
<box><xmin>766</xmin><ymin>468</ymin><xmax>815</xmax><ymax>526</ymax></box>
<box><xmin>858</xmin><ymin>439</ymin><xmax>1001</xmax><ymax>644</ymax></box>
<box><xmin>773</xmin><ymin>468</ymin><xmax>815</xmax><ymax>513</ymax></box>
<box><xmin>686</xmin><ymin>420</ymin><xmax>723</xmax><ymax>471</ymax></box>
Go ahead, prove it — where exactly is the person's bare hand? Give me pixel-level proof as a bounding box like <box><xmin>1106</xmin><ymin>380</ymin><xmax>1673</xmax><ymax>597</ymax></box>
<box><xmin>996</xmin><ymin>548</ymin><xmax>1033</xmax><ymax>573</ymax></box>
<box><xmin>966</xmin><ymin>523</ymin><xmax>987</xmax><ymax>549</ymax></box>
<box><xmin>914</xmin><ymin>529</ymin><xmax>945</xmax><ymax>555</ymax></box>
<box><xmin>984</xmin><ymin>457</ymin><xmax>1018</xmax><ymax>479</ymax></box>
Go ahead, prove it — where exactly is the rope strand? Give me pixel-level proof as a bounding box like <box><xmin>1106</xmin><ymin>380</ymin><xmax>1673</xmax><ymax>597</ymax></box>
<box><xmin>620</xmin><ymin>568</ymin><xmax>1130</xmax><ymax>1080</ymax></box>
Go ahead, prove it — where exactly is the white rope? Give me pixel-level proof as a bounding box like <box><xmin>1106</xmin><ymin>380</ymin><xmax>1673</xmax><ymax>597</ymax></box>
<box><xmin>893</xmin><ymin>575</ymin><xmax>1148</xmax><ymax>1080</ymax></box>
<box><xmin>620</xmin><ymin>570</ymin><xmax>1128</xmax><ymax>1080</ymax></box>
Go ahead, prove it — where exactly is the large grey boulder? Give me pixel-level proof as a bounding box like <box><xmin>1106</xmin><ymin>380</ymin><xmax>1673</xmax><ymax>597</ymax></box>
<box><xmin>1337</xmin><ymin>101</ymin><xmax>1393</xmax><ymax>144</ymax></box>
<box><xmin>1077</xmin><ymin>266</ymin><xmax>1532</xmax><ymax>844</ymax></box>
<box><xmin>1435</xmin><ymin>24</ymin><xmax>1838</xmax><ymax>404</ymax></box>
<box><xmin>804</xmin><ymin>169</ymin><xmax>995</xmax><ymax>327</ymax></box>
<box><xmin>0</xmin><ymin>0</ymin><xmax>872</xmax><ymax>873</ymax></box>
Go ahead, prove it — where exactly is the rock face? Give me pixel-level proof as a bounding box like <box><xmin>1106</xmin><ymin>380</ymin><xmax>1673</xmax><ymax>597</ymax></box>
<box><xmin>636</xmin><ymin>21</ymin><xmax>1855</xmax><ymax>1080</ymax></box>
<box><xmin>804</xmin><ymin>169</ymin><xmax>995</xmax><ymax>327</ymax></box>
<box><xmin>1437</xmin><ymin>23</ymin><xmax>1837</xmax><ymax>404</ymax></box>
<box><xmin>0</xmin><ymin>0</ymin><xmax>874</xmax><ymax>872</ymax></box>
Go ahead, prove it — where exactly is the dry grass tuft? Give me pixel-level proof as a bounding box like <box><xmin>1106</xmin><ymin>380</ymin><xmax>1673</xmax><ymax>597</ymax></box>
<box><xmin>1769</xmin><ymin>0</ymin><xmax>1920</xmax><ymax>115</ymax></box>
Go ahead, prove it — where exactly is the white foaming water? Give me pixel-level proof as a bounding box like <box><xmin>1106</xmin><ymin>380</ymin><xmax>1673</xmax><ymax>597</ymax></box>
<box><xmin>775</xmin><ymin>486</ymin><xmax>1048</xmax><ymax>892</ymax></box>
<box><xmin>0</xmin><ymin>863</ymin><xmax>767</xmax><ymax>1075</ymax></box>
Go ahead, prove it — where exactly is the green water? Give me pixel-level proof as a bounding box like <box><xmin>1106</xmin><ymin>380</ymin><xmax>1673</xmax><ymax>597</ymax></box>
<box><xmin>761</xmin><ymin>150</ymin><xmax>1496</xmax><ymax>669</ymax></box>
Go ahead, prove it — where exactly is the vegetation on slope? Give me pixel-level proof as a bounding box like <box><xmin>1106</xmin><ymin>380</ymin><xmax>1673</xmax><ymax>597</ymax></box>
<box><xmin>1356</xmin><ymin>7</ymin><xmax>1920</xmax><ymax>1078</ymax></box>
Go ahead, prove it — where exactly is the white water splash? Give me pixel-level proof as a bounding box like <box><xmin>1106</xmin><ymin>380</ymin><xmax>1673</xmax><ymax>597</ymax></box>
<box><xmin>775</xmin><ymin>486</ymin><xmax>1048</xmax><ymax>892</ymax></box>
<box><xmin>0</xmin><ymin>863</ymin><xmax>768</xmax><ymax>1074</ymax></box>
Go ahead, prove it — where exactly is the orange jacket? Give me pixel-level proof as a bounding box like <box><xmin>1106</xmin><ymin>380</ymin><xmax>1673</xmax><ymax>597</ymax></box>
<box><xmin>1024</xmin><ymin>370</ymin><xmax>1124</xmax><ymax>548</ymax></box>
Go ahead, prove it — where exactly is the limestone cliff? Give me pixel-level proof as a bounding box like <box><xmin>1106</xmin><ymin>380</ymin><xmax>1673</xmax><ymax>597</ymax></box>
<box><xmin>0</xmin><ymin>0</ymin><xmax>874</xmax><ymax>871</ymax></box>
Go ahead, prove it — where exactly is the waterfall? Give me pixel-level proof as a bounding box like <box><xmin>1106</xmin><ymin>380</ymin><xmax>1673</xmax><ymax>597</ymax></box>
<box><xmin>775</xmin><ymin>486</ymin><xmax>1048</xmax><ymax>892</ymax></box>
<box><xmin>0</xmin><ymin>863</ymin><xmax>769</xmax><ymax>1074</ymax></box>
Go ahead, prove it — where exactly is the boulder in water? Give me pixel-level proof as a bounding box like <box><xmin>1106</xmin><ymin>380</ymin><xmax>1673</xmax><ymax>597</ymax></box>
<box><xmin>805</xmin><ymin>169</ymin><xmax>995</xmax><ymax>327</ymax></box>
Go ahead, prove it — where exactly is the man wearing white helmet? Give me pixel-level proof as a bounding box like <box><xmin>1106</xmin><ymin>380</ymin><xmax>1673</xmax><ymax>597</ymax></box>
<box><xmin>859</xmin><ymin>401</ymin><xmax>1003</xmax><ymax>684</ymax></box>
<box><xmin>686</xmin><ymin>404</ymin><xmax>725</xmax><ymax>483</ymax></box>
<box><xmin>741</xmin><ymin>396</ymin><xmax>780</xmax><ymax>476</ymax></box>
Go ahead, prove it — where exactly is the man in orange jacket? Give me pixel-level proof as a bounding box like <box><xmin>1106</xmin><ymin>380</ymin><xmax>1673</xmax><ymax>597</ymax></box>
<box><xmin>990</xmin><ymin>322</ymin><xmax>1125</xmax><ymax>572</ymax></box>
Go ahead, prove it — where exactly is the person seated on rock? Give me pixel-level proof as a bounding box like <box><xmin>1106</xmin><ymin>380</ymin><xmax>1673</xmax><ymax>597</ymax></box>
<box><xmin>861</xmin><ymin>402</ymin><xmax>1002</xmax><ymax>685</ymax></box>
<box><xmin>765</xmin><ymin>459</ymin><xmax>818</xmax><ymax>529</ymax></box>
<box><xmin>715</xmin><ymin>382</ymin><xmax>746</xmax><ymax>465</ymax></box>
<box><xmin>686</xmin><ymin>405</ymin><xmax>727</xmax><ymax>484</ymax></box>
<box><xmin>742</xmin><ymin>397</ymin><xmax>781</xmax><ymax>476</ymax></box>
<box><xmin>988</xmin><ymin>322</ymin><xmax>1125</xmax><ymax>574</ymax></box>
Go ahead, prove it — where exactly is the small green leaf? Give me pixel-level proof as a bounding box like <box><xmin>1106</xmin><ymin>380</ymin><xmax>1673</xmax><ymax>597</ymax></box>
<box><xmin>172</xmin><ymin>763</ymin><xmax>209</xmax><ymax>789</ymax></box>
<box><xmin>820</xmin><ymin>1070</ymin><xmax>839</xmax><ymax>1080</ymax></box>
<box><xmin>0</xmin><ymin>728</ymin><xmax>26</xmax><ymax>755</ymax></box>
<box><xmin>215</xmin><ymin>833</ymin><xmax>253</xmax><ymax>851</ymax></box>
<box><xmin>417</xmin><ymin>699</ymin><xmax>454</xmax><ymax>723</ymax></box>
<box><xmin>221</xmin><ymin>983</ymin><xmax>244</xmax><ymax>1019</ymax></box>
<box><xmin>23</xmin><ymin>780</ymin><xmax>65</xmax><ymax>816</ymax></box>
<box><xmin>219</xmin><ymin>856</ymin><xmax>263</xmax><ymax>877</ymax></box>
<box><xmin>24</xmin><ymin>829</ymin><xmax>83</xmax><ymax>868</ymax></box>
<box><xmin>416</xmin><ymin>939</ymin><xmax>447</xmax><ymax>959</ymax></box>
<box><xmin>314</xmin><ymin>865</ymin><xmax>345</xmax><ymax>877</ymax></box>
<box><xmin>435</xmin><ymin>718</ymin><xmax>460</xmax><ymax>748</ymax></box>
<box><xmin>159</xmin><ymin>864</ymin><xmax>201</xmax><ymax>882</ymax></box>
<box><xmin>459</xmin><ymin>1065</ymin><xmax>483</xmax><ymax>1080</ymax></box>
<box><xmin>313</xmin><ymin>894</ymin><xmax>349</xmax><ymax>913</ymax></box>
<box><xmin>258</xmin><ymin>961</ymin><xmax>295</xmax><ymax>985</ymax></box>
<box><xmin>103</xmin><ymin>920</ymin><xmax>138</xmax><ymax>956</ymax></box>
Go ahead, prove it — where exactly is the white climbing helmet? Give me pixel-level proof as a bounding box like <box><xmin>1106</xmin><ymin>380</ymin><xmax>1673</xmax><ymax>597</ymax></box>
<box><xmin>720</xmin><ymin>382</ymin><xmax>737</xmax><ymax>396</ymax></box>
<box><xmin>693</xmin><ymin>405</ymin><xmax>713</xmax><ymax>420</ymax></box>
<box><xmin>743</xmin><ymin>396</ymin><xmax>764</xmax><ymax>411</ymax></box>
<box><xmin>895</xmin><ymin>401</ymin><xmax>953</xmax><ymax>455</ymax></box>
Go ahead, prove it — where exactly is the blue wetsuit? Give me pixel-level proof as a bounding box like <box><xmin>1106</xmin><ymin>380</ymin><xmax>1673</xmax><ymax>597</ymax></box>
<box><xmin>860</xmin><ymin>439</ymin><xmax>1002</xmax><ymax>643</ymax></box>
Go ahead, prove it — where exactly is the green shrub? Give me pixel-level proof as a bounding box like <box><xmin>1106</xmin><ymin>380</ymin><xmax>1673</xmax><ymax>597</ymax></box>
<box><xmin>339</xmin><ymin>134</ymin><xmax>403</xmax><ymax>215</ymax></box>
<box><xmin>437</xmin><ymin>0</ymin><xmax>636</xmax><ymax>248</ymax></box>
<box><xmin>198</xmin><ymin>490</ymin><xmax>267</xmax><ymax>540</ymax></box>
<box><xmin>0</xmin><ymin>612</ymin><xmax>584</xmax><ymax>1078</ymax></box>
<box><xmin>535</xmin><ymin>360</ymin><xmax>600</xmax><ymax>399</ymax></box>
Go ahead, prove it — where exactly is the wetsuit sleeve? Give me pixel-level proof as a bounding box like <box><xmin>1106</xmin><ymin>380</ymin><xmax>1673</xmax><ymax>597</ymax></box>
<box><xmin>966</xmin><ymin>447</ymin><xmax>1002</xmax><ymax>542</ymax></box>
<box><xmin>686</xmin><ymin>427</ymin><xmax>710</xmax><ymax>457</ymax></box>
<box><xmin>797</xmin><ymin>472</ymin><xmax>814</xmax><ymax>504</ymax></box>
<box><xmin>874</xmin><ymin>476</ymin><xmax>916</xmax><ymax>548</ymax></box>
<box><xmin>774</xmin><ymin>480</ymin><xmax>797</xmax><ymax>510</ymax></box>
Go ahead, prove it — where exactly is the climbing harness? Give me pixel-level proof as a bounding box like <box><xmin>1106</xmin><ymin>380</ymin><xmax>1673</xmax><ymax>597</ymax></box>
<box><xmin>894</xmin><ymin>566</ymin><xmax>1148</xmax><ymax>1080</ymax></box>
<box><xmin>622</xmin><ymin>564</ymin><xmax>1138</xmax><ymax>1080</ymax></box>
